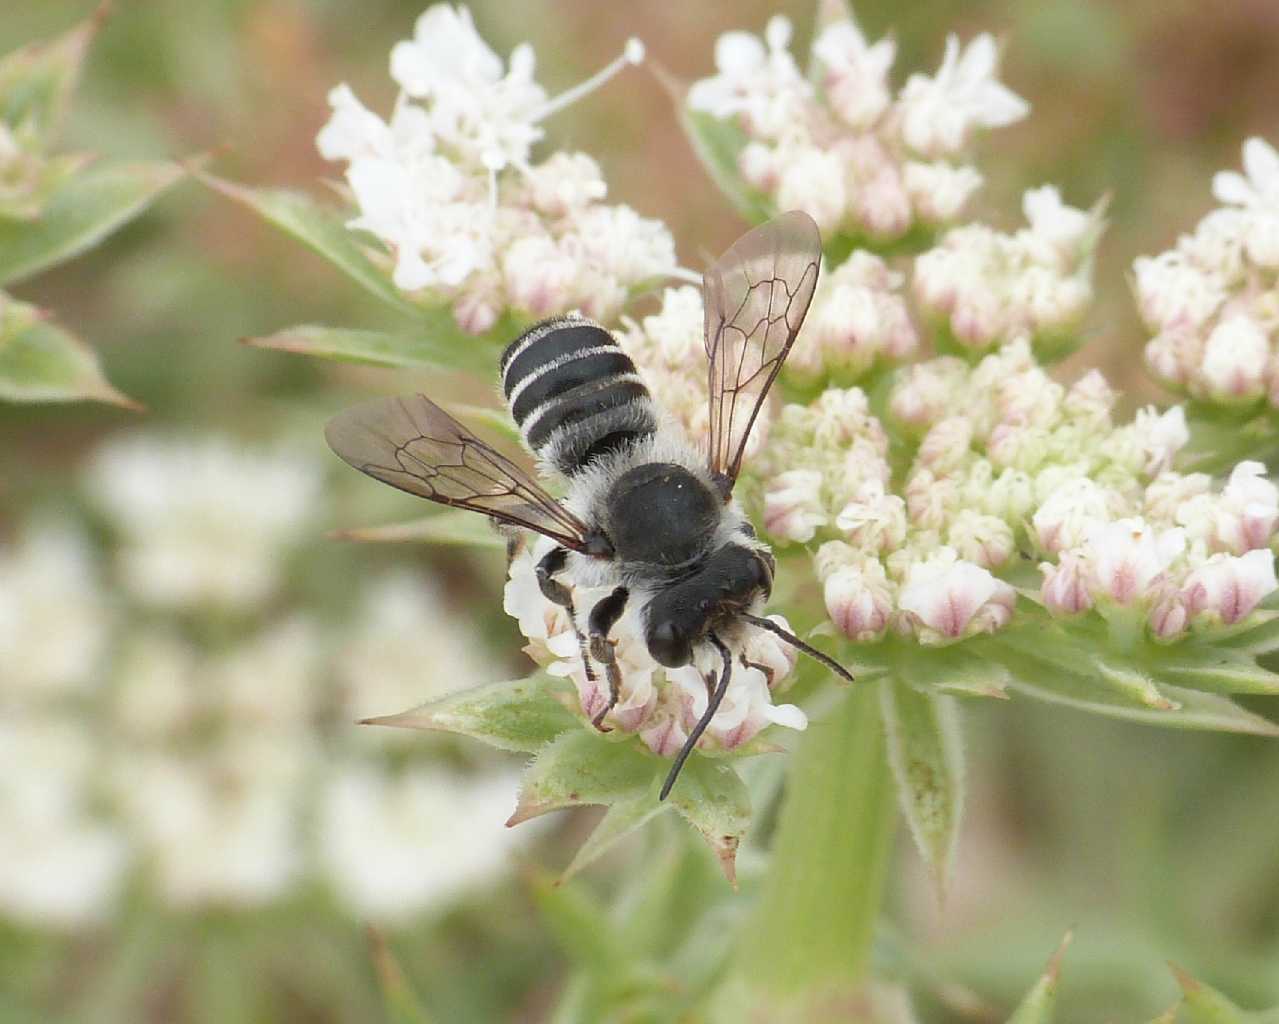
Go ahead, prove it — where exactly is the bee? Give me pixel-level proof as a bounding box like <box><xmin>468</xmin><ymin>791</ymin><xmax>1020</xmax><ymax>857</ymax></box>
<box><xmin>326</xmin><ymin>211</ymin><xmax>853</xmax><ymax>799</ymax></box>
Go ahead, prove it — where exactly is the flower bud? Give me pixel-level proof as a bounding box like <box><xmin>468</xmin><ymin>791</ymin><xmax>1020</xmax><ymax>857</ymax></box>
<box><xmin>947</xmin><ymin>509</ymin><xmax>1014</xmax><ymax>569</ymax></box>
<box><xmin>917</xmin><ymin>416</ymin><xmax>973</xmax><ymax>473</ymax></box>
<box><xmin>903</xmin><ymin>160</ymin><xmax>982</xmax><ymax>223</ymax></box>
<box><xmin>776</xmin><ymin>146</ymin><xmax>848</xmax><ymax>235</ymax></box>
<box><xmin>1182</xmin><ymin>550</ymin><xmax>1278</xmax><ymax>626</ymax></box>
<box><xmin>1200</xmin><ymin>314</ymin><xmax>1270</xmax><ymax>400</ymax></box>
<box><xmin>898</xmin><ymin>547</ymin><xmax>1016</xmax><ymax>643</ymax></box>
<box><xmin>834</xmin><ymin>479</ymin><xmax>907</xmax><ymax>554</ymax></box>
<box><xmin>1085</xmin><ymin>518</ymin><xmax>1186</xmax><ymax>605</ymax></box>
<box><xmin>820</xmin><ymin>554</ymin><xmax>893</xmax><ymax>642</ymax></box>
<box><xmin>1040</xmin><ymin>553</ymin><xmax>1093</xmax><ymax>616</ymax></box>
<box><xmin>1032</xmin><ymin>477</ymin><xmax>1113</xmax><ymax>553</ymax></box>
<box><xmin>1215</xmin><ymin>461</ymin><xmax>1279</xmax><ymax>553</ymax></box>
<box><xmin>762</xmin><ymin>469</ymin><xmax>828</xmax><ymax>543</ymax></box>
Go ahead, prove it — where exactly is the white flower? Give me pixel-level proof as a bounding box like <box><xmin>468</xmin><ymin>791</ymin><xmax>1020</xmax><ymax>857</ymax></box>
<box><xmin>340</xmin><ymin>572</ymin><xmax>500</xmax><ymax>730</ymax></box>
<box><xmin>1212</xmin><ymin>137</ymin><xmax>1279</xmax><ymax>211</ymax></box>
<box><xmin>502</xmin><ymin>234</ymin><xmax>577</xmax><ymax>315</ymax></box>
<box><xmin>817</xmin><ymin>543</ymin><xmax>894</xmax><ymax>642</ymax></box>
<box><xmin>207</xmin><ymin>617</ymin><xmax>320</xmax><ymax>729</ymax></box>
<box><xmin>1032</xmin><ymin>477</ymin><xmax>1115</xmax><ymax>553</ymax></box>
<box><xmin>1084</xmin><ymin>518</ymin><xmax>1186</xmax><ymax>605</ymax></box>
<box><xmin>0</xmin><ymin>524</ymin><xmax>108</xmax><ymax>702</ymax></box>
<box><xmin>763</xmin><ymin>469</ymin><xmax>829</xmax><ymax>543</ymax></box>
<box><xmin>112</xmin><ymin>629</ymin><xmax>197</xmax><ymax>740</ymax></box>
<box><xmin>1021</xmin><ymin>185</ymin><xmax>1097</xmax><ymax>264</ymax></box>
<box><xmin>897</xmin><ymin>34</ymin><xmax>1028</xmax><ymax>157</ymax></box>
<box><xmin>519</xmin><ymin>151</ymin><xmax>607</xmax><ymax>216</ymax></box>
<box><xmin>898</xmin><ymin>547</ymin><xmax>1015</xmax><ymax>642</ymax></box>
<box><xmin>1199</xmin><ymin>314</ymin><xmax>1271</xmax><ymax>400</ymax></box>
<box><xmin>775</xmin><ymin>145</ymin><xmax>848</xmax><ymax>234</ymax></box>
<box><xmin>1132</xmin><ymin>252</ymin><xmax>1226</xmax><ymax>333</ymax></box>
<box><xmin>903</xmin><ymin>161</ymin><xmax>983</xmax><ymax>223</ymax></box>
<box><xmin>1216</xmin><ymin>460</ymin><xmax>1279</xmax><ymax>553</ymax></box>
<box><xmin>115</xmin><ymin>746</ymin><xmax>309</xmax><ymax>909</ymax></box>
<box><xmin>1182</xmin><ymin>549</ymin><xmax>1277</xmax><ymax>626</ymax></box>
<box><xmin>812</xmin><ymin>17</ymin><xmax>895</xmax><ymax>130</ymax></box>
<box><xmin>389</xmin><ymin>4</ymin><xmax>547</xmax><ymax>171</ymax></box>
<box><xmin>835</xmin><ymin>478</ymin><xmax>908</xmax><ymax>554</ymax></box>
<box><xmin>688</xmin><ymin>16</ymin><xmax>809</xmax><ymax>140</ymax></box>
<box><xmin>1125</xmin><ymin>405</ymin><xmax>1189</xmax><ymax>476</ymax></box>
<box><xmin>0</xmin><ymin>722</ymin><xmax>128</xmax><ymax>929</ymax></box>
<box><xmin>318</xmin><ymin>764</ymin><xmax>528</xmax><ymax>923</ymax></box>
<box><xmin>87</xmin><ymin>434</ymin><xmax>319</xmax><ymax>610</ymax></box>
<box><xmin>947</xmin><ymin>509</ymin><xmax>1014</xmax><ymax>569</ymax></box>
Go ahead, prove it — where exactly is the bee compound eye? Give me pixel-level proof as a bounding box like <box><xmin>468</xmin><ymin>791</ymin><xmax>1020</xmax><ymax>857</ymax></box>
<box><xmin>647</xmin><ymin>618</ymin><xmax>692</xmax><ymax>668</ymax></box>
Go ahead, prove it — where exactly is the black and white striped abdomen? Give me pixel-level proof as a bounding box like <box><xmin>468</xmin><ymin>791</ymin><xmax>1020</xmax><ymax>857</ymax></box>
<box><xmin>501</xmin><ymin>316</ymin><xmax>657</xmax><ymax>476</ymax></box>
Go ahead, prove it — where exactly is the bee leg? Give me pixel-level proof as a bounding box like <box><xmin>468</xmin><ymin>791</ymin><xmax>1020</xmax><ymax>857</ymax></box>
<box><xmin>739</xmin><ymin>652</ymin><xmax>775</xmax><ymax>688</ymax></box>
<box><xmin>661</xmin><ymin>633</ymin><xmax>733</xmax><ymax>802</ymax></box>
<box><xmin>587</xmin><ymin>586</ymin><xmax>629</xmax><ymax>731</ymax></box>
<box><xmin>536</xmin><ymin>546</ymin><xmax>597</xmax><ymax>687</ymax></box>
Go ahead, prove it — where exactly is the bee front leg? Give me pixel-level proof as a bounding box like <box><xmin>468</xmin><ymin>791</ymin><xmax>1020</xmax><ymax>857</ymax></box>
<box><xmin>536</xmin><ymin>546</ymin><xmax>597</xmax><ymax>687</ymax></box>
<box><xmin>587</xmin><ymin>586</ymin><xmax>629</xmax><ymax>731</ymax></box>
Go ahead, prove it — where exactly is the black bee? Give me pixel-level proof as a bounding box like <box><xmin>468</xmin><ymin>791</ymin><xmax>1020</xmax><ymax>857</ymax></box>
<box><xmin>326</xmin><ymin>211</ymin><xmax>852</xmax><ymax>799</ymax></box>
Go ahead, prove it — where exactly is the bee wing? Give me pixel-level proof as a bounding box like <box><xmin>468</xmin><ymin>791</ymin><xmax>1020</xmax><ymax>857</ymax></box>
<box><xmin>325</xmin><ymin>393</ymin><xmax>599</xmax><ymax>553</ymax></box>
<box><xmin>702</xmin><ymin>210</ymin><xmax>821</xmax><ymax>490</ymax></box>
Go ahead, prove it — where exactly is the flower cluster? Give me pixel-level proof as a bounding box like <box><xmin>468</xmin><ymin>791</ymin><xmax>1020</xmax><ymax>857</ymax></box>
<box><xmin>317</xmin><ymin>4</ymin><xmax>676</xmax><ymax>331</ymax></box>
<box><xmin>913</xmin><ymin>185</ymin><xmax>1104</xmax><ymax>355</ymax></box>
<box><xmin>504</xmin><ymin>534</ymin><xmax>805</xmax><ymax>756</ymax></box>
<box><xmin>1137</xmin><ymin>137</ymin><xmax>1279</xmax><ymax>407</ymax></box>
<box><xmin>0</xmin><ymin>432</ymin><xmax>528</xmax><ymax>930</ymax></box>
<box><xmin>750</xmin><ymin>335</ymin><xmax>1279</xmax><ymax>646</ymax></box>
<box><xmin>688</xmin><ymin>11</ymin><xmax>1027</xmax><ymax>240</ymax></box>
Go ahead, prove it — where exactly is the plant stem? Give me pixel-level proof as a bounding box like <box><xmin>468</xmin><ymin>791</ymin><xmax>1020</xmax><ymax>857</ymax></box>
<box><xmin>734</xmin><ymin>681</ymin><xmax>896</xmax><ymax>1004</ymax></box>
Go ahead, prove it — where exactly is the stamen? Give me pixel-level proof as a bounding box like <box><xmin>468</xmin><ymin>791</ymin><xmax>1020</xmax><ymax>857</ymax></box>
<box><xmin>534</xmin><ymin>38</ymin><xmax>646</xmax><ymax>122</ymax></box>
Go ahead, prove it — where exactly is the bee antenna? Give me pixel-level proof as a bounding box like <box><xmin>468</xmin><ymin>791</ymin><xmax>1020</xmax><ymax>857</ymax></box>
<box><xmin>660</xmin><ymin>632</ymin><xmax>733</xmax><ymax>802</ymax></box>
<box><xmin>741</xmin><ymin>613</ymin><xmax>855</xmax><ymax>685</ymax></box>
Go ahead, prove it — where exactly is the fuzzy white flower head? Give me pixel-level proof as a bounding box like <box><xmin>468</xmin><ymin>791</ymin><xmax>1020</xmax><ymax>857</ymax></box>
<box><xmin>319</xmin><ymin>764</ymin><xmax>529</xmax><ymax>923</ymax></box>
<box><xmin>112</xmin><ymin>629</ymin><xmax>197</xmax><ymax>740</ymax></box>
<box><xmin>1084</xmin><ymin>517</ymin><xmax>1186</xmax><ymax>606</ymax></box>
<box><xmin>688</xmin><ymin>16</ymin><xmax>809</xmax><ymax>140</ymax></box>
<box><xmin>898</xmin><ymin>546</ymin><xmax>1015</xmax><ymax>643</ymax></box>
<box><xmin>812</xmin><ymin>16</ymin><xmax>895</xmax><ymax>130</ymax></box>
<box><xmin>1181</xmin><ymin>549</ymin><xmax>1278</xmax><ymax>626</ymax></box>
<box><xmin>897</xmin><ymin>34</ymin><xmax>1028</xmax><ymax>157</ymax></box>
<box><xmin>0</xmin><ymin>524</ymin><xmax>109</xmax><ymax>702</ymax></box>
<box><xmin>88</xmin><ymin>435</ymin><xmax>319</xmax><ymax>610</ymax></box>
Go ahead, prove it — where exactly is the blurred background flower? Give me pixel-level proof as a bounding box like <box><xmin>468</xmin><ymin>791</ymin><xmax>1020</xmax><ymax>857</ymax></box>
<box><xmin>5</xmin><ymin>1</ymin><xmax>1279</xmax><ymax>1021</ymax></box>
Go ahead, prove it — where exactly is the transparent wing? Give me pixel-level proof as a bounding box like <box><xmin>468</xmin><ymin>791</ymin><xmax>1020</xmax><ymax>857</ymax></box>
<box><xmin>325</xmin><ymin>394</ymin><xmax>598</xmax><ymax>553</ymax></box>
<box><xmin>703</xmin><ymin>210</ymin><xmax>821</xmax><ymax>490</ymax></box>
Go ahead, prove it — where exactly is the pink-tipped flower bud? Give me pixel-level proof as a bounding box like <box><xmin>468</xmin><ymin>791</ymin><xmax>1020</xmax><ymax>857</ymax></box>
<box><xmin>1182</xmin><ymin>550</ymin><xmax>1278</xmax><ymax>626</ymax></box>
<box><xmin>1200</xmin><ymin>314</ymin><xmax>1270</xmax><ymax>401</ymax></box>
<box><xmin>899</xmin><ymin>548</ymin><xmax>1016</xmax><ymax>644</ymax></box>
<box><xmin>762</xmin><ymin>469</ymin><xmax>828</xmax><ymax>543</ymax></box>
<box><xmin>821</xmin><ymin>558</ymin><xmax>893</xmax><ymax>643</ymax></box>
<box><xmin>1040</xmin><ymin>552</ymin><xmax>1093</xmax><ymax>616</ymax></box>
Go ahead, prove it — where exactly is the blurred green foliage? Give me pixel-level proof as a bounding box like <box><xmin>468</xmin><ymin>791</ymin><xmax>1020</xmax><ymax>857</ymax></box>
<box><xmin>3</xmin><ymin>2</ymin><xmax>1279</xmax><ymax>1022</ymax></box>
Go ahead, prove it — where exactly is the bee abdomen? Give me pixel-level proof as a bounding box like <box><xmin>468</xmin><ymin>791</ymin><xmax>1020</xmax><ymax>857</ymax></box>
<box><xmin>501</xmin><ymin>317</ymin><xmax>657</xmax><ymax>476</ymax></box>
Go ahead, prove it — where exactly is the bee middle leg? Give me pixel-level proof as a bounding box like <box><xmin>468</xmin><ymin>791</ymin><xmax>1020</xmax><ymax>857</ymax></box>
<box><xmin>536</xmin><ymin>545</ymin><xmax>596</xmax><ymax>686</ymax></box>
<box><xmin>587</xmin><ymin>586</ymin><xmax>629</xmax><ymax>730</ymax></box>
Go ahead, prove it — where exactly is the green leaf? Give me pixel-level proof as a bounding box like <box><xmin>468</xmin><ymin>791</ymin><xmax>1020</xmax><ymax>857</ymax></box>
<box><xmin>666</xmin><ymin>756</ymin><xmax>752</xmax><ymax>885</ymax></box>
<box><xmin>0</xmin><ymin>5</ymin><xmax>100</xmax><ymax>150</ymax></box>
<box><xmin>897</xmin><ymin>643</ymin><xmax>1009</xmax><ymax>700</ymax></box>
<box><xmin>367</xmin><ymin>929</ymin><xmax>435</xmax><ymax>1024</ymax></box>
<box><xmin>0</xmin><ymin>160</ymin><xmax>184</xmax><ymax>286</ymax></box>
<box><xmin>0</xmin><ymin>152</ymin><xmax>90</xmax><ymax>222</ymax></box>
<box><xmin>1150</xmin><ymin>648</ymin><xmax>1279</xmax><ymax>697</ymax></box>
<box><xmin>1171</xmin><ymin>964</ymin><xmax>1251</xmax><ymax>1024</ymax></box>
<box><xmin>201</xmin><ymin>176</ymin><xmax>419</xmax><ymax>317</ymax></box>
<box><xmin>0</xmin><ymin>295</ymin><xmax>136</xmax><ymax>407</ymax></box>
<box><xmin>1197</xmin><ymin>610</ymin><xmax>1279</xmax><ymax>656</ymax></box>
<box><xmin>680</xmin><ymin>108</ymin><xmax>774</xmax><ymax>225</ymax></box>
<box><xmin>562</xmin><ymin>794</ymin><xmax>669</xmax><ymax>881</ymax></box>
<box><xmin>246</xmin><ymin>320</ymin><xmax>493</xmax><ymax>376</ymax></box>
<box><xmin>331</xmin><ymin>508</ymin><xmax>508</xmax><ymax>548</ymax></box>
<box><xmin>361</xmin><ymin>674</ymin><xmax>580</xmax><ymax>753</ymax></box>
<box><xmin>1006</xmin><ymin>932</ymin><xmax>1071</xmax><ymax>1024</ymax></box>
<box><xmin>508</xmin><ymin>729</ymin><xmax>659</xmax><ymax>824</ymax></box>
<box><xmin>880</xmin><ymin>676</ymin><xmax>965</xmax><ymax>895</ymax></box>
